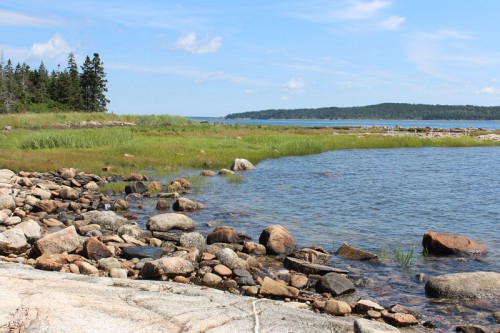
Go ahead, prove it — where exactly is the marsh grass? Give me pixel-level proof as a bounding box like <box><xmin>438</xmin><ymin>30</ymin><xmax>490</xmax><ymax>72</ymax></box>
<box><xmin>379</xmin><ymin>244</ymin><xmax>416</xmax><ymax>268</ymax></box>
<box><xmin>98</xmin><ymin>181</ymin><xmax>127</xmax><ymax>193</ymax></box>
<box><xmin>224</xmin><ymin>173</ymin><xmax>244</xmax><ymax>183</ymax></box>
<box><xmin>1</xmin><ymin>113</ymin><xmax>498</xmax><ymax>174</ymax></box>
<box><xmin>21</xmin><ymin>128</ymin><xmax>135</xmax><ymax>149</ymax></box>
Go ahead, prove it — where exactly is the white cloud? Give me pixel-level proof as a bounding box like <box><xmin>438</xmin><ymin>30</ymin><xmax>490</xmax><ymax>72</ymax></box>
<box><xmin>284</xmin><ymin>78</ymin><xmax>305</xmax><ymax>93</ymax></box>
<box><xmin>31</xmin><ymin>34</ymin><xmax>71</xmax><ymax>59</ymax></box>
<box><xmin>174</xmin><ymin>32</ymin><xmax>222</xmax><ymax>54</ymax></box>
<box><xmin>380</xmin><ymin>15</ymin><xmax>405</xmax><ymax>30</ymax></box>
<box><xmin>1</xmin><ymin>34</ymin><xmax>72</xmax><ymax>63</ymax></box>
<box><xmin>476</xmin><ymin>87</ymin><xmax>500</xmax><ymax>95</ymax></box>
<box><xmin>339</xmin><ymin>0</ymin><xmax>391</xmax><ymax>20</ymax></box>
<box><xmin>0</xmin><ymin>9</ymin><xmax>59</xmax><ymax>26</ymax></box>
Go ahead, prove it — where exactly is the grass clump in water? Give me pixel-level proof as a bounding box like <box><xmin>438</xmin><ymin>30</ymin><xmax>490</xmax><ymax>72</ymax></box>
<box><xmin>379</xmin><ymin>244</ymin><xmax>416</xmax><ymax>268</ymax></box>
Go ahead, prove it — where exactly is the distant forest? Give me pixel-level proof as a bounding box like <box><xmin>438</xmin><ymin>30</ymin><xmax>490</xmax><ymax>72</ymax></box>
<box><xmin>225</xmin><ymin>103</ymin><xmax>500</xmax><ymax>120</ymax></box>
<box><xmin>0</xmin><ymin>52</ymin><xmax>108</xmax><ymax>114</ymax></box>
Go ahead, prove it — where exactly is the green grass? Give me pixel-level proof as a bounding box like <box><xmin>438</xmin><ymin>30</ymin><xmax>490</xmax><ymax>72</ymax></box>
<box><xmin>0</xmin><ymin>113</ymin><xmax>499</xmax><ymax>175</ymax></box>
<box><xmin>379</xmin><ymin>244</ymin><xmax>416</xmax><ymax>268</ymax></box>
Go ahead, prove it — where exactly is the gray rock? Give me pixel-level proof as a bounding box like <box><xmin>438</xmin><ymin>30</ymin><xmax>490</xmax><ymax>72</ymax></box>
<box><xmin>122</xmin><ymin>246</ymin><xmax>164</xmax><ymax>260</ymax></box>
<box><xmin>354</xmin><ymin>318</ymin><xmax>400</xmax><ymax>333</ymax></box>
<box><xmin>219</xmin><ymin>168</ymin><xmax>235</xmax><ymax>176</ymax></box>
<box><xmin>173</xmin><ymin>197</ymin><xmax>206</xmax><ymax>212</ymax></box>
<box><xmin>0</xmin><ymin>210</ymin><xmax>8</xmax><ymax>224</ymax></box>
<box><xmin>32</xmin><ymin>188</ymin><xmax>52</xmax><ymax>200</ymax></box>
<box><xmin>84</xmin><ymin>181</ymin><xmax>99</xmax><ymax>191</ymax></box>
<box><xmin>109</xmin><ymin>268</ymin><xmax>128</xmax><ymax>279</ymax></box>
<box><xmin>3</xmin><ymin>216</ymin><xmax>21</xmax><ymax>226</ymax></box>
<box><xmin>202</xmin><ymin>272</ymin><xmax>223</xmax><ymax>286</ymax></box>
<box><xmin>147</xmin><ymin>213</ymin><xmax>195</xmax><ymax>232</ymax></box>
<box><xmin>59</xmin><ymin>186</ymin><xmax>80</xmax><ymax>200</ymax></box>
<box><xmin>125</xmin><ymin>181</ymin><xmax>148</xmax><ymax>195</ymax></box>
<box><xmin>25</xmin><ymin>195</ymin><xmax>40</xmax><ymax>207</ymax></box>
<box><xmin>425</xmin><ymin>271</ymin><xmax>500</xmax><ymax>299</ymax></box>
<box><xmin>0</xmin><ymin>228</ymin><xmax>29</xmax><ymax>255</ymax></box>
<box><xmin>206</xmin><ymin>243</ymin><xmax>244</xmax><ymax>255</ymax></box>
<box><xmin>32</xmin><ymin>226</ymin><xmax>80</xmax><ymax>257</ymax></box>
<box><xmin>117</xmin><ymin>223</ymin><xmax>142</xmax><ymax>239</ymax></box>
<box><xmin>82</xmin><ymin>211</ymin><xmax>130</xmax><ymax>231</ymax></box>
<box><xmin>14</xmin><ymin>219</ymin><xmax>42</xmax><ymax>243</ymax></box>
<box><xmin>0</xmin><ymin>169</ymin><xmax>16</xmax><ymax>186</ymax></box>
<box><xmin>230</xmin><ymin>158</ymin><xmax>256</xmax><ymax>171</ymax></box>
<box><xmin>141</xmin><ymin>257</ymin><xmax>194</xmax><ymax>279</ymax></box>
<box><xmin>97</xmin><ymin>257</ymin><xmax>121</xmax><ymax>272</ymax></box>
<box><xmin>216</xmin><ymin>248</ymin><xmax>249</xmax><ymax>271</ymax></box>
<box><xmin>179</xmin><ymin>232</ymin><xmax>206</xmax><ymax>250</ymax></box>
<box><xmin>315</xmin><ymin>272</ymin><xmax>356</xmax><ymax>296</ymax></box>
<box><xmin>0</xmin><ymin>194</ymin><xmax>15</xmax><ymax>212</ymax></box>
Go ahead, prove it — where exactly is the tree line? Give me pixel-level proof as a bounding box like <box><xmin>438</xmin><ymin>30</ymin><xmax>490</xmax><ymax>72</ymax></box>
<box><xmin>226</xmin><ymin>103</ymin><xmax>500</xmax><ymax>120</ymax></box>
<box><xmin>0</xmin><ymin>52</ymin><xmax>109</xmax><ymax>113</ymax></box>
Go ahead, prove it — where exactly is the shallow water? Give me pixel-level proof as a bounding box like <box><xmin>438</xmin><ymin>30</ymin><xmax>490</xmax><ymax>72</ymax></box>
<box><xmin>128</xmin><ymin>146</ymin><xmax>500</xmax><ymax>329</ymax></box>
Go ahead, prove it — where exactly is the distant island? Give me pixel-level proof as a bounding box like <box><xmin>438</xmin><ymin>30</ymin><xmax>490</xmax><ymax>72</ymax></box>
<box><xmin>225</xmin><ymin>103</ymin><xmax>500</xmax><ymax>120</ymax></box>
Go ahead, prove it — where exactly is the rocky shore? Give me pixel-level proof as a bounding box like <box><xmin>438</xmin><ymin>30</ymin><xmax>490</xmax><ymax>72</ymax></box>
<box><xmin>1</xmin><ymin>164</ymin><xmax>499</xmax><ymax>332</ymax></box>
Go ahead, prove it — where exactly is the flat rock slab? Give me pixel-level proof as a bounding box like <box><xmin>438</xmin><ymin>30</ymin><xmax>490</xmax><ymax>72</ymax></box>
<box><xmin>284</xmin><ymin>257</ymin><xmax>349</xmax><ymax>275</ymax></box>
<box><xmin>0</xmin><ymin>262</ymin><xmax>355</xmax><ymax>333</ymax></box>
<box><xmin>122</xmin><ymin>246</ymin><xmax>165</xmax><ymax>260</ymax></box>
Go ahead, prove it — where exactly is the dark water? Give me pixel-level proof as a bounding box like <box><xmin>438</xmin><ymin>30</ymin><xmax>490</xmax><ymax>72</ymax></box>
<box><xmin>130</xmin><ymin>146</ymin><xmax>500</xmax><ymax>329</ymax></box>
<box><xmin>191</xmin><ymin>117</ymin><xmax>500</xmax><ymax>130</ymax></box>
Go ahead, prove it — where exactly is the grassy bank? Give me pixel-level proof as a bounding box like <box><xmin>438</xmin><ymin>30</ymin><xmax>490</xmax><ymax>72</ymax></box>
<box><xmin>1</xmin><ymin>113</ymin><xmax>499</xmax><ymax>175</ymax></box>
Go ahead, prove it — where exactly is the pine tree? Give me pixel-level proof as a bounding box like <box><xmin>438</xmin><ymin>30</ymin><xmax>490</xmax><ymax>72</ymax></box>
<box><xmin>0</xmin><ymin>52</ymin><xmax>5</xmax><ymax>113</ymax></box>
<box><xmin>32</xmin><ymin>62</ymin><xmax>49</xmax><ymax>103</ymax></box>
<box><xmin>3</xmin><ymin>59</ymin><xmax>16</xmax><ymax>113</ymax></box>
<box><xmin>81</xmin><ymin>53</ymin><xmax>109</xmax><ymax>112</ymax></box>
<box><xmin>66</xmin><ymin>52</ymin><xmax>83</xmax><ymax>110</ymax></box>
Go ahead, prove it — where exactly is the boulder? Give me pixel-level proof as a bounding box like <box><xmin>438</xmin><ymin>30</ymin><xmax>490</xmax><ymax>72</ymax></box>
<box><xmin>284</xmin><ymin>257</ymin><xmax>348</xmax><ymax>275</ymax></box>
<box><xmin>259</xmin><ymin>225</ymin><xmax>296</xmax><ymax>255</ymax></box>
<box><xmin>207</xmin><ymin>226</ymin><xmax>240</xmax><ymax>244</ymax></box>
<box><xmin>79</xmin><ymin>262</ymin><xmax>99</xmax><ymax>275</ymax></box>
<box><xmin>97</xmin><ymin>257</ymin><xmax>121</xmax><ymax>272</ymax></box>
<box><xmin>125</xmin><ymin>181</ymin><xmax>148</xmax><ymax>195</ymax></box>
<box><xmin>113</xmin><ymin>200</ymin><xmax>129</xmax><ymax>211</ymax></box>
<box><xmin>0</xmin><ymin>169</ymin><xmax>16</xmax><ymax>187</ymax></box>
<box><xmin>82</xmin><ymin>211</ymin><xmax>130</xmax><ymax>231</ymax></box>
<box><xmin>126</xmin><ymin>173</ymin><xmax>145</xmax><ymax>181</ymax></box>
<box><xmin>59</xmin><ymin>168</ymin><xmax>76</xmax><ymax>180</ymax></box>
<box><xmin>0</xmin><ymin>228</ymin><xmax>29</xmax><ymax>255</ymax></box>
<box><xmin>0</xmin><ymin>210</ymin><xmax>9</xmax><ymax>224</ymax></box>
<box><xmin>33</xmin><ymin>200</ymin><xmax>59</xmax><ymax>213</ymax></box>
<box><xmin>3</xmin><ymin>216</ymin><xmax>21</xmax><ymax>226</ymax></box>
<box><xmin>84</xmin><ymin>181</ymin><xmax>99</xmax><ymax>191</ymax></box>
<box><xmin>200</xmin><ymin>170</ymin><xmax>216</xmax><ymax>177</ymax></box>
<box><xmin>0</xmin><ymin>194</ymin><xmax>15</xmax><ymax>211</ymax></box>
<box><xmin>290</xmin><ymin>274</ymin><xmax>309</xmax><ymax>289</ymax></box>
<box><xmin>293</xmin><ymin>248</ymin><xmax>330</xmax><ymax>263</ymax></box>
<box><xmin>141</xmin><ymin>257</ymin><xmax>194</xmax><ymax>279</ymax></box>
<box><xmin>148</xmin><ymin>181</ymin><xmax>163</xmax><ymax>192</ymax></box>
<box><xmin>155</xmin><ymin>199</ymin><xmax>170</xmax><ymax>211</ymax></box>
<box><xmin>14</xmin><ymin>219</ymin><xmax>42</xmax><ymax>243</ymax></box>
<box><xmin>202</xmin><ymin>273</ymin><xmax>222</xmax><ymax>287</ymax></box>
<box><xmin>315</xmin><ymin>273</ymin><xmax>355</xmax><ymax>296</ymax></box>
<box><xmin>354</xmin><ymin>318</ymin><xmax>401</xmax><ymax>333</ymax></box>
<box><xmin>171</xmin><ymin>178</ymin><xmax>191</xmax><ymax>189</ymax></box>
<box><xmin>216</xmin><ymin>248</ymin><xmax>249</xmax><ymax>271</ymax></box>
<box><xmin>335</xmin><ymin>243</ymin><xmax>378</xmax><ymax>260</ymax></box>
<box><xmin>122</xmin><ymin>246</ymin><xmax>164</xmax><ymax>260</ymax></box>
<box><xmin>83</xmin><ymin>237</ymin><xmax>113</xmax><ymax>261</ymax></box>
<box><xmin>109</xmin><ymin>268</ymin><xmax>128</xmax><ymax>279</ymax></box>
<box><xmin>32</xmin><ymin>188</ymin><xmax>52</xmax><ymax>200</ymax></box>
<box><xmin>219</xmin><ymin>169</ymin><xmax>235</xmax><ymax>176</ymax></box>
<box><xmin>425</xmin><ymin>271</ymin><xmax>500</xmax><ymax>299</ymax></box>
<box><xmin>35</xmin><ymin>253</ymin><xmax>81</xmax><ymax>271</ymax></box>
<box><xmin>422</xmin><ymin>232</ymin><xmax>488</xmax><ymax>256</ymax></box>
<box><xmin>172</xmin><ymin>198</ymin><xmax>205</xmax><ymax>212</ymax></box>
<box><xmin>259</xmin><ymin>277</ymin><xmax>299</xmax><ymax>298</ymax></box>
<box><xmin>31</xmin><ymin>226</ymin><xmax>80</xmax><ymax>257</ymax></box>
<box><xmin>117</xmin><ymin>223</ymin><xmax>142</xmax><ymax>239</ymax></box>
<box><xmin>381</xmin><ymin>312</ymin><xmax>418</xmax><ymax>327</ymax></box>
<box><xmin>325</xmin><ymin>300</ymin><xmax>352</xmax><ymax>316</ymax></box>
<box><xmin>59</xmin><ymin>186</ymin><xmax>80</xmax><ymax>200</ymax></box>
<box><xmin>213</xmin><ymin>264</ymin><xmax>232</xmax><ymax>277</ymax></box>
<box><xmin>230</xmin><ymin>158</ymin><xmax>255</xmax><ymax>171</ymax></box>
<box><xmin>147</xmin><ymin>213</ymin><xmax>195</xmax><ymax>232</ymax></box>
<box><xmin>243</xmin><ymin>242</ymin><xmax>266</xmax><ymax>255</ymax></box>
<box><xmin>179</xmin><ymin>232</ymin><xmax>206</xmax><ymax>251</ymax></box>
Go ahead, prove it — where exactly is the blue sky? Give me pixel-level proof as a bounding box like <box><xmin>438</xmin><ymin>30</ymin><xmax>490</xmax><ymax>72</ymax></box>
<box><xmin>1</xmin><ymin>0</ymin><xmax>500</xmax><ymax>116</ymax></box>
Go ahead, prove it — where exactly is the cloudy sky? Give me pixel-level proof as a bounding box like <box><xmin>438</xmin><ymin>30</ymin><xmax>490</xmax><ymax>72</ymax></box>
<box><xmin>2</xmin><ymin>0</ymin><xmax>500</xmax><ymax>116</ymax></box>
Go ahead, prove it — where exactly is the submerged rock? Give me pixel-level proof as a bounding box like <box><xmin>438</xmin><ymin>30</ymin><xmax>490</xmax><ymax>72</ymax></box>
<box><xmin>422</xmin><ymin>232</ymin><xmax>488</xmax><ymax>256</ymax></box>
<box><xmin>335</xmin><ymin>242</ymin><xmax>378</xmax><ymax>260</ymax></box>
<box><xmin>425</xmin><ymin>271</ymin><xmax>500</xmax><ymax>299</ymax></box>
<box><xmin>172</xmin><ymin>197</ymin><xmax>205</xmax><ymax>212</ymax></box>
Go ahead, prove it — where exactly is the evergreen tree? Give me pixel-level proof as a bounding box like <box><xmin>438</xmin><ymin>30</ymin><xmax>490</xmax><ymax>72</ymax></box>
<box><xmin>81</xmin><ymin>53</ymin><xmax>109</xmax><ymax>112</ymax></box>
<box><xmin>0</xmin><ymin>52</ymin><xmax>5</xmax><ymax>113</ymax></box>
<box><xmin>33</xmin><ymin>62</ymin><xmax>49</xmax><ymax>103</ymax></box>
<box><xmin>66</xmin><ymin>52</ymin><xmax>83</xmax><ymax>109</ymax></box>
<box><xmin>3</xmin><ymin>59</ymin><xmax>16</xmax><ymax>113</ymax></box>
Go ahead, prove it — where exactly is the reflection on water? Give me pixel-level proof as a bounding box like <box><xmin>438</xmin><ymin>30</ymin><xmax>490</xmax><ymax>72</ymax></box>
<box><xmin>128</xmin><ymin>146</ymin><xmax>500</xmax><ymax>329</ymax></box>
